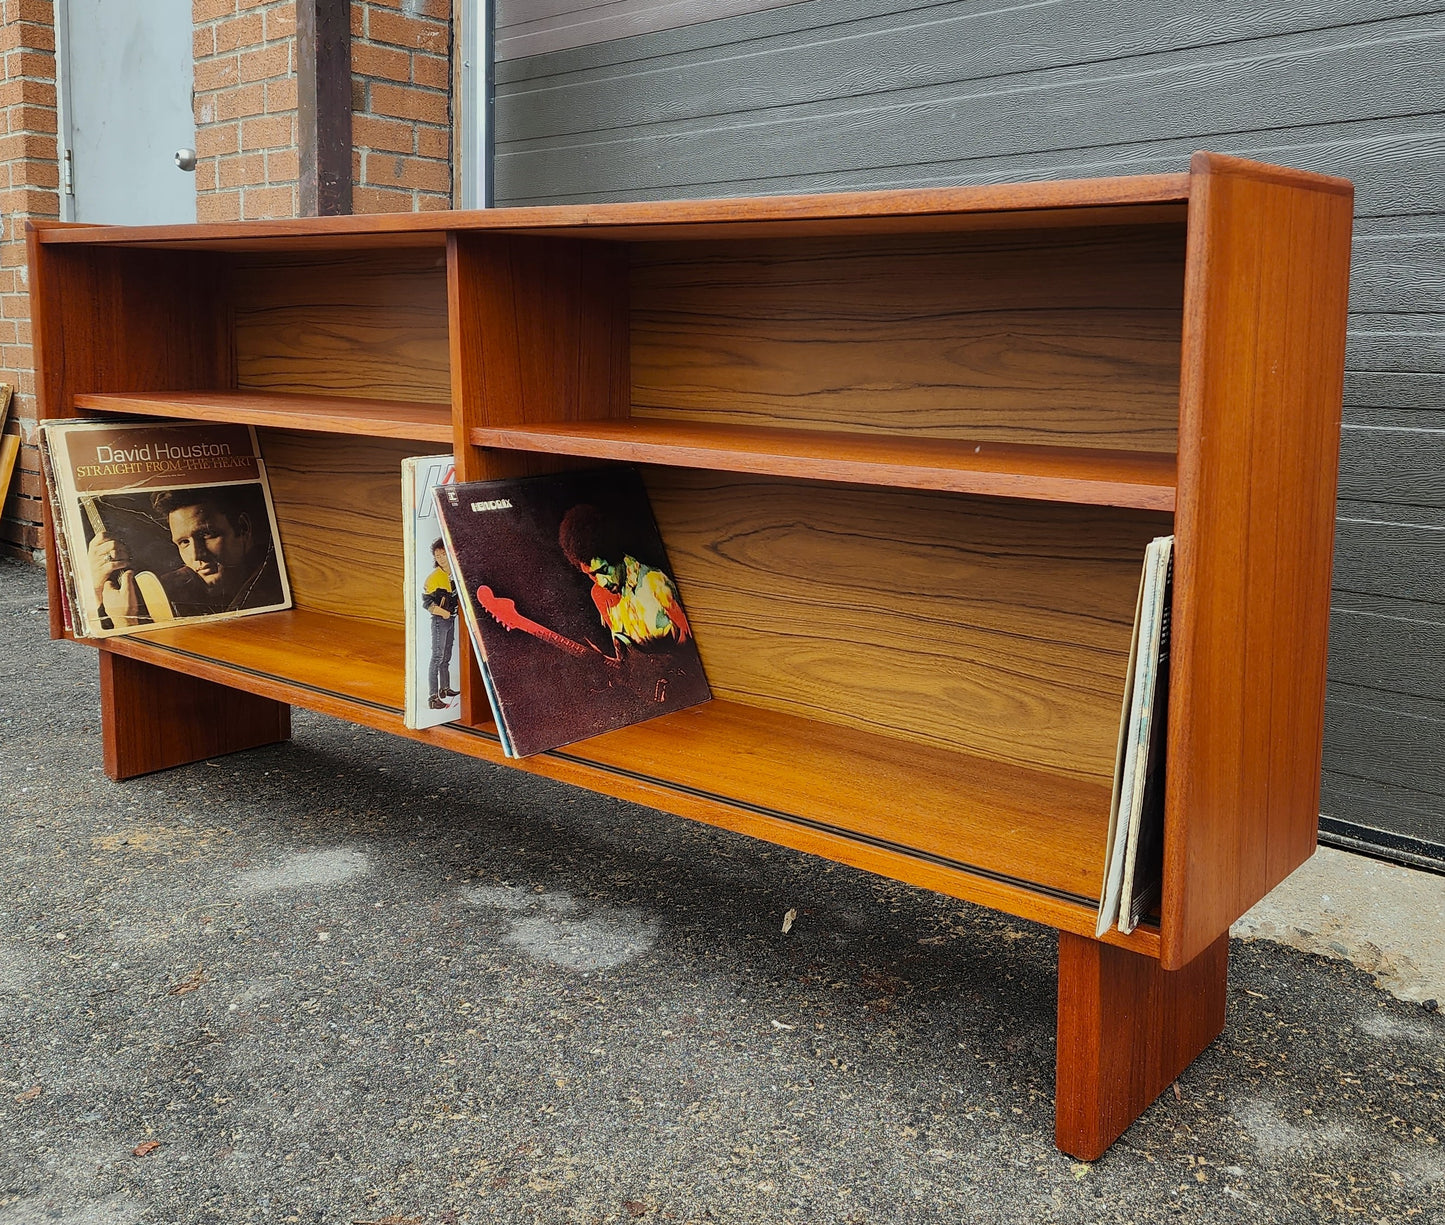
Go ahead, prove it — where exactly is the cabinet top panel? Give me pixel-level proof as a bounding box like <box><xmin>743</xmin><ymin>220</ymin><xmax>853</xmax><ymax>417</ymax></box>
<box><xmin>26</xmin><ymin>155</ymin><xmax>1347</xmax><ymax>253</ymax></box>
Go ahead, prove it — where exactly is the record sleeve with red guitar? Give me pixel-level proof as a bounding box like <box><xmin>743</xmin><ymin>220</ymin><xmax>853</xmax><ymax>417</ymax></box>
<box><xmin>435</xmin><ymin>466</ymin><xmax>710</xmax><ymax>758</ymax></box>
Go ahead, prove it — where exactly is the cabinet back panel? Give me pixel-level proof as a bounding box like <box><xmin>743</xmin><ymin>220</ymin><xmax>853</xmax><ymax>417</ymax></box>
<box><xmin>230</xmin><ymin>250</ymin><xmax>451</xmax><ymax>402</ymax></box>
<box><xmin>631</xmin><ymin>227</ymin><xmax>1184</xmax><ymax>452</ymax></box>
<box><xmin>258</xmin><ymin>429</ymin><xmax>418</xmax><ymax>626</ymax></box>
<box><xmin>647</xmin><ymin>471</ymin><xmax>1168</xmax><ymax>782</ymax></box>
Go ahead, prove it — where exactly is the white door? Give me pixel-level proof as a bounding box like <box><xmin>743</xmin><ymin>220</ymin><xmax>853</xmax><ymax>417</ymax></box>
<box><xmin>58</xmin><ymin>0</ymin><xmax>196</xmax><ymax>224</ymax></box>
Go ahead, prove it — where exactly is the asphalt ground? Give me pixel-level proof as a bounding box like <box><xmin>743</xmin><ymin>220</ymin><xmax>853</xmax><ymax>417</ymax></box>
<box><xmin>1</xmin><ymin>554</ymin><xmax>1441</xmax><ymax>1225</ymax></box>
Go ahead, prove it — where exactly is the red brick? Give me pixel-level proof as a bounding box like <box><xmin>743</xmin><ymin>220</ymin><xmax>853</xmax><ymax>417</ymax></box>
<box><xmin>194</xmin><ymin>54</ymin><xmax>239</xmax><ymax>92</ymax></box>
<box><xmin>353</xmin><ymin>39</ymin><xmax>409</xmax><ymax>82</ymax></box>
<box><xmin>0</xmin><ymin>131</ymin><xmax>53</xmax><ymax>161</ymax></box>
<box><xmin>9</xmin><ymin>105</ymin><xmax>57</xmax><ymax>135</ymax></box>
<box><xmin>215</xmin><ymin>82</ymin><xmax>264</xmax><ymax>120</ymax></box>
<box><xmin>218</xmin><ymin>151</ymin><xmax>265</xmax><ymax>188</ymax></box>
<box><xmin>2</xmin><ymin>21</ymin><xmax>54</xmax><ymax>52</ymax></box>
<box><xmin>5</xmin><ymin>49</ymin><xmax>54</xmax><ymax>78</ymax></box>
<box><xmin>366</xmin><ymin>0</ymin><xmax>450</xmax><ymax>18</ymax></box>
<box><xmin>367</xmin><ymin>9</ymin><xmax>447</xmax><ymax>54</ymax></box>
<box><xmin>0</xmin><ymin>187</ymin><xmax>56</xmax><ymax>216</ymax></box>
<box><xmin>214</xmin><ymin>12</ymin><xmax>263</xmax><ymax>53</ymax></box>
<box><xmin>265</xmin><ymin>148</ymin><xmax>298</xmax><ymax>182</ymax></box>
<box><xmin>370</xmin><ymin>81</ymin><xmax>447</xmax><ymax>125</ymax></box>
<box><xmin>240</xmin><ymin>184</ymin><xmax>295</xmax><ymax>219</ymax></box>
<box><xmin>0</xmin><ymin>79</ymin><xmax>54</xmax><ymax>108</ymax></box>
<box><xmin>352</xmin><ymin>113</ymin><xmax>413</xmax><ymax>154</ymax></box>
<box><xmin>241</xmin><ymin>113</ymin><xmax>292</xmax><ymax>150</ymax></box>
<box><xmin>266</xmin><ymin>75</ymin><xmax>297</xmax><ymax>111</ymax></box>
<box><xmin>16</xmin><ymin>157</ymin><xmax>57</xmax><ymax>189</ymax></box>
<box><xmin>193</xmin><ymin>25</ymin><xmax>215</xmax><ymax>58</ymax></box>
<box><xmin>194</xmin><ymin>160</ymin><xmax>216</xmax><ymax>191</ymax></box>
<box><xmin>194</xmin><ymin>0</ymin><xmax>234</xmax><ymax>22</ymax></box>
<box><xmin>264</xmin><ymin>3</ymin><xmax>296</xmax><ymax>41</ymax></box>
<box><xmin>416</xmin><ymin>124</ymin><xmax>449</xmax><ymax>160</ymax></box>
<box><xmin>195</xmin><ymin>122</ymin><xmax>240</xmax><ymax>158</ymax></box>
<box><xmin>352</xmin><ymin>184</ymin><xmax>411</xmax><ymax>214</ymax></box>
<box><xmin>197</xmin><ymin>190</ymin><xmax>241</xmax><ymax>223</ymax></box>
<box><xmin>11</xmin><ymin>1</ymin><xmax>56</xmax><ymax>25</ymax></box>
<box><xmin>239</xmin><ymin>41</ymin><xmax>289</xmax><ymax>82</ymax></box>
<box><xmin>411</xmin><ymin>50</ymin><xmax>448</xmax><ymax>89</ymax></box>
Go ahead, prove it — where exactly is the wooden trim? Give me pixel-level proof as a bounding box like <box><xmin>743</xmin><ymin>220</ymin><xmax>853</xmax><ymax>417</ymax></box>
<box><xmin>31</xmin><ymin>175</ymin><xmax>1193</xmax><ymax>248</ymax></box>
<box><xmin>298</xmin><ymin>0</ymin><xmax>353</xmax><ymax>217</ymax></box>
<box><xmin>1189</xmin><ymin>151</ymin><xmax>1353</xmax><ymax>198</ymax></box>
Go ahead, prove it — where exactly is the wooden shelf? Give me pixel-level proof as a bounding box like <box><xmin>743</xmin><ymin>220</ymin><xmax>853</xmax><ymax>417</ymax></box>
<box><xmin>567</xmin><ymin>701</ymin><xmax>1113</xmax><ymax>908</ymax></box>
<box><xmin>98</xmin><ymin>607</ymin><xmax>408</xmax><ymax>712</ymax></box>
<box><xmin>74</xmin><ymin>390</ymin><xmax>453</xmax><ymax>444</ymax></box>
<box><xmin>471</xmin><ymin>419</ymin><xmax>1177</xmax><ymax>510</ymax></box>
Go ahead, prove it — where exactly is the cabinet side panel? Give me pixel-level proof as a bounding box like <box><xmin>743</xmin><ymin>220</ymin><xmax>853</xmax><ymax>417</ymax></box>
<box><xmin>1163</xmin><ymin>157</ymin><xmax>1352</xmax><ymax>970</ymax></box>
<box><xmin>632</xmin><ymin>226</ymin><xmax>1183</xmax><ymax>452</ymax></box>
<box><xmin>230</xmin><ymin>250</ymin><xmax>451</xmax><ymax>403</ymax></box>
<box><xmin>649</xmin><ymin>471</ymin><xmax>1166</xmax><ymax>782</ymax></box>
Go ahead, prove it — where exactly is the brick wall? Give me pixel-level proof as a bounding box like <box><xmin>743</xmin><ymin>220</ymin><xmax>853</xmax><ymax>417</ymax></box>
<box><xmin>192</xmin><ymin>0</ymin><xmax>453</xmax><ymax>222</ymax></box>
<box><xmin>0</xmin><ymin>0</ymin><xmax>454</xmax><ymax>557</ymax></box>
<box><xmin>193</xmin><ymin>0</ymin><xmax>299</xmax><ymax>222</ymax></box>
<box><xmin>351</xmin><ymin>0</ymin><xmax>452</xmax><ymax>213</ymax></box>
<box><xmin>0</xmin><ymin>0</ymin><xmax>58</xmax><ymax>558</ymax></box>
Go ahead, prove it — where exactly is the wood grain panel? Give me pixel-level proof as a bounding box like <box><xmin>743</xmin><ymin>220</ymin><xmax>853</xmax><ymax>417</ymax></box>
<box><xmin>257</xmin><ymin>429</ymin><xmax>424</xmax><ymax>625</ymax></box>
<box><xmin>646</xmin><ymin>471</ymin><xmax>1166</xmax><ymax>780</ymax></box>
<box><xmin>631</xmin><ymin>227</ymin><xmax>1183</xmax><ymax>451</ymax></box>
<box><xmin>231</xmin><ymin>248</ymin><xmax>451</xmax><ymax>402</ymax></box>
<box><xmin>1163</xmin><ymin>153</ymin><xmax>1353</xmax><ymax>969</ymax></box>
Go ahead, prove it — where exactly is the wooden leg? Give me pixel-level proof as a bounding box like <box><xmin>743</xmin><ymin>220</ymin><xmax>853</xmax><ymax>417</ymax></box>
<box><xmin>100</xmin><ymin>651</ymin><xmax>291</xmax><ymax>781</ymax></box>
<box><xmin>1055</xmin><ymin>930</ymin><xmax>1228</xmax><ymax>1160</ymax></box>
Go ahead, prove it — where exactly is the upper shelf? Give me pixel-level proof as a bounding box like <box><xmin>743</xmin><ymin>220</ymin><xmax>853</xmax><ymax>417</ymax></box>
<box><xmin>73</xmin><ymin>390</ymin><xmax>453</xmax><ymax>444</ymax></box>
<box><xmin>470</xmin><ymin>418</ymin><xmax>1177</xmax><ymax>510</ymax></box>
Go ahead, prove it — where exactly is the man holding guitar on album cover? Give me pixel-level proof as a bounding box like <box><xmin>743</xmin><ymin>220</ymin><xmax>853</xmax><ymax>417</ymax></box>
<box><xmin>87</xmin><ymin>488</ymin><xmax>285</xmax><ymax>630</ymax></box>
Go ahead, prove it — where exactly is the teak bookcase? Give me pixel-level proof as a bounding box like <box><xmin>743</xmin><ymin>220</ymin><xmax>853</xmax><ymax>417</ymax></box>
<box><xmin>28</xmin><ymin>152</ymin><xmax>1353</xmax><ymax>1159</ymax></box>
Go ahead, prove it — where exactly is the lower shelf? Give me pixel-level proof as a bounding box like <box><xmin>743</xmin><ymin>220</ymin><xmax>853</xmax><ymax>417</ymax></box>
<box><xmin>91</xmin><ymin>606</ymin><xmax>1159</xmax><ymax>955</ymax></box>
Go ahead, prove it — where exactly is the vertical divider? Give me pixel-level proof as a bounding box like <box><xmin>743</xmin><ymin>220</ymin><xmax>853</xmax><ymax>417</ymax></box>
<box><xmin>445</xmin><ymin>230</ymin><xmax>632</xmax><ymax>728</ymax></box>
